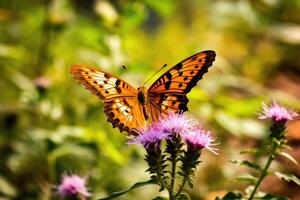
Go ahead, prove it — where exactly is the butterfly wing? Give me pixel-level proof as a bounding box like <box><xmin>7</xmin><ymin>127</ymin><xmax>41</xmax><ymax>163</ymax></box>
<box><xmin>70</xmin><ymin>65</ymin><xmax>145</xmax><ymax>135</ymax></box>
<box><xmin>148</xmin><ymin>50</ymin><xmax>216</xmax><ymax>120</ymax></box>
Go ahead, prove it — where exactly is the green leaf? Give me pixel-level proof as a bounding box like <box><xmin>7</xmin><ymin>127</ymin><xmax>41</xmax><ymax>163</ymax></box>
<box><xmin>97</xmin><ymin>179</ymin><xmax>157</xmax><ymax>200</ymax></box>
<box><xmin>177</xmin><ymin>193</ymin><xmax>191</xmax><ymax>200</ymax></box>
<box><xmin>229</xmin><ymin>159</ymin><xmax>261</xmax><ymax>170</ymax></box>
<box><xmin>152</xmin><ymin>196</ymin><xmax>169</xmax><ymax>200</ymax></box>
<box><xmin>234</xmin><ymin>174</ymin><xmax>257</xmax><ymax>184</ymax></box>
<box><xmin>215</xmin><ymin>192</ymin><xmax>242</xmax><ymax>200</ymax></box>
<box><xmin>240</xmin><ymin>148</ymin><xmax>259</xmax><ymax>155</ymax></box>
<box><xmin>261</xmin><ymin>194</ymin><xmax>288</xmax><ymax>200</ymax></box>
<box><xmin>244</xmin><ymin>185</ymin><xmax>264</xmax><ymax>197</ymax></box>
<box><xmin>279</xmin><ymin>152</ymin><xmax>298</xmax><ymax>165</ymax></box>
<box><xmin>187</xmin><ymin>179</ymin><xmax>194</xmax><ymax>188</ymax></box>
<box><xmin>275</xmin><ymin>172</ymin><xmax>300</xmax><ymax>186</ymax></box>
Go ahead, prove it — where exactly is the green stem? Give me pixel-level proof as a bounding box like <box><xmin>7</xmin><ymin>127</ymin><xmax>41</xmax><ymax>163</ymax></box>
<box><xmin>175</xmin><ymin>175</ymin><xmax>188</xmax><ymax>198</ymax></box>
<box><xmin>248</xmin><ymin>140</ymin><xmax>278</xmax><ymax>200</ymax></box>
<box><xmin>97</xmin><ymin>179</ymin><xmax>156</xmax><ymax>200</ymax></box>
<box><xmin>169</xmin><ymin>154</ymin><xmax>177</xmax><ymax>200</ymax></box>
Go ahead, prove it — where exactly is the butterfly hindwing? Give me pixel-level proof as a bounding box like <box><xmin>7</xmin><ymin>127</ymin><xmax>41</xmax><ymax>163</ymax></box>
<box><xmin>104</xmin><ymin>97</ymin><xmax>145</xmax><ymax>135</ymax></box>
<box><xmin>149</xmin><ymin>93</ymin><xmax>189</xmax><ymax>122</ymax></box>
<box><xmin>148</xmin><ymin>50</ymin><xmax>216</xmax><ymax>118</ymax></box>
<box><xmin>70</xmin><ymin>65</ymin><xmax>145</xmax><ymax>135</ymax></box>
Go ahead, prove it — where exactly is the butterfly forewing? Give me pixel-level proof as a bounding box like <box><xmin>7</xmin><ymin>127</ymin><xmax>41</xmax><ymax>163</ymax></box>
<box><xmin>70</xmin><ymin>65</ymin><xmax>145</xmax><ymax>135</ymax></box>
<box><xmin>148</xmin><ymin>50</ymin><xmax>216</xmax><ymax>118</ymax></box>
<box><xmin>148</xmin><ymin>51</ymin><xmax>216</xmax><ymax>94</ymax></box>
<box><xmin>70</xmin><ymin>65</ymin><xmax>136</xmax><ymax>99</ymax></box>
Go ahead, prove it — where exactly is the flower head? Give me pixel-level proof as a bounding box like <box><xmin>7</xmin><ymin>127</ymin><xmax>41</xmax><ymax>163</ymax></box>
<box><xmin>183</xmin><ymin>128</ymin><xmax>218</xmax><ymax>154</ymax></box>
<box><xmin>258</xmin><ymin>101</ymin><xmax>298</xmax><ymax>123</ymax></box>
<box><xmin>157</xmin><ymin>113</ymin><xmax>198</xmax><ymax>138</ymax></box>
<box><xmin>130</xmin><ymin>125</ymin><xmax>165</xmax><ymax>152</ymax></box>
<box><xmin>57</xmin><ymin>174</ymin><xmax>90</xmax><ymax>198</ymax></box>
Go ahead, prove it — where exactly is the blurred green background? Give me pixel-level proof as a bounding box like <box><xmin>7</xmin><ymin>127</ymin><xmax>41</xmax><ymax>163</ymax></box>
<box><xmin>0</xmin><ymin>0</ymin><xmax>300</xmax><ymax>199</ymax></box>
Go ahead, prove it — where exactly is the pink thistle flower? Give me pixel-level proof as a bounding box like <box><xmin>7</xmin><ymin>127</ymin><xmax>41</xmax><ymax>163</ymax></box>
<box><xmin>157</xmin><ymin>113</ymin><xmax>198</xmax><ymax>138</ymax></box>
<box><xmin>129</xmin><ymin>125</ymin><xmax>165</xmax><ymax>151</ymax></box>
<box><xmin>34</xmin><ymin>76</ymin><xmax>51</xmax><ymax>89</ymax></box>
<box><xmin>258</xmin><ymin>101</ymin><xmax>298</xmax><ymax>123</ymax></box>
<box><xmin>57</xmin><ymin>174</ymin><xmax>90</xmax><ymax>198</ymax></box>
<box><xmin>183</xmin><ymin>128</ymin><xmax>218</xmax><ymax>154</ymax></box>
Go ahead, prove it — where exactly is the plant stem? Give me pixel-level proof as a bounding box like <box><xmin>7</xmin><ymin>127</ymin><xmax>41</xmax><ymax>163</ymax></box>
<box><xmin>97</xmin><ymin>179</ymin><xmax>156</xmax><ymax>200</ymax></box>
<box><xmin>248</xmin><ymin>139</ymin><xmax>278</xmax><ymax>200</ymax></box>
<box><xmin>175</xmin><ymin>175</ymin><xmax>188</xmax><ymax>198</ymax></box>
<box><xmin>169</xmin><ymin>153</ymin><xmax>177</xmax><ymax>200</ymax></box>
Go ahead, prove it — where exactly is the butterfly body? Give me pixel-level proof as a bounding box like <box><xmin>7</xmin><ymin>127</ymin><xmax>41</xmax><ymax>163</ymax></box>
<box><xmin>70</xmin><ymin>50</ymin><xmax>216</xmax><ymax>135</ymax></box>
<box><xmin>137</xmin><ymin>86</ymin><xmax>150</xmax><ymax>120</ymax></box>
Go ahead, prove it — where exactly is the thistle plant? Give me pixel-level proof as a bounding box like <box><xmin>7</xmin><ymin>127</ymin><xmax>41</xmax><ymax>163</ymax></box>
<box><xmin>56</xmin><ymin>174</ymin><xmax>90</xmax><ymax>200</ymax></box>
<box><xmin>219</xmin><ymin>101</ymin><xmax>299</xmax><ymax>200</ymax></box>
<box><xmin>98</xmin><ymin>113</ymin><xmax>217</xmax><ymax>200</ymax></box>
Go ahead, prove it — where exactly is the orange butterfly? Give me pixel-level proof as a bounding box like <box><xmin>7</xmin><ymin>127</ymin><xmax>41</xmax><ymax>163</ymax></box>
<box><xmin>70</xmin><ymin>51</ymin><xmax>216</xmax><ymax>135</ymax></box>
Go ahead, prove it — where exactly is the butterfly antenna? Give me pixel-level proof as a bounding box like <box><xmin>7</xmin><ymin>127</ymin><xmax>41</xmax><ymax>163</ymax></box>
<box><xmin>143</xmin><ymin>64</ymin><xmax>167</xmax><ymax>86</ymax></box>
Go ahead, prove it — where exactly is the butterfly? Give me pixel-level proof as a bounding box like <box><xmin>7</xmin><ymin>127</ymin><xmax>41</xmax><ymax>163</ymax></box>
<box><xmin>70</xmin><ymin>50</ymin><xmax>216</xmax><ymax>135</ymax></box>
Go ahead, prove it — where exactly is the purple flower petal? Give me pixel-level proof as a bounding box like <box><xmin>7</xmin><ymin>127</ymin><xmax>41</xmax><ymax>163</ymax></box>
<box><xmin>57</xmin><ymin>174</ymin><xmax>90</xmax><ymax>198</ymax></box>
<box><xmin>157</xmin><ymin>113</ymin><xmax>198</xmax><ymax>138</ymax></box>
<box><xmin>258</xmin><ymin>101</ymin><xmax>298</xmax><ymax>122</ymax></box>
<box><xmin>129</xmin><ymin>125</ymin><xmax>165</xmax><ymax>151</ymax></box>
<box><xmin>183</xmin><ymin>128</ymin><xmax>218</xmax><ymax>154</ymax></box>
<box><xmin>129</xmin><ymin>113</ymin><xmax>218</xmax><ymax>154</ymax></box>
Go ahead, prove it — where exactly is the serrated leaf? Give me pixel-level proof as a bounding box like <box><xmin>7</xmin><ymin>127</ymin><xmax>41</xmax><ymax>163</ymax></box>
<box><xmin>281</xmin><ymin>144</ymin><xmax>292</xmax><ymax>150</ymax></box>
<box><xmin>215</xmin><ymin>192</ymin><xmax>242</xmax><ymax>200</ymax></box>
<box><xmin>240</xmin><ymin>148</ymin><xmax>258</xmax><ymax>155</ymax></box>
<box><xmin>177</xmin><ymin>171</ymin><xmax>184</xmax><ymax>176</ymax></box>
<box><xmin>187</xmin><ymin>180</ymin><xmax>194</xmax><ymax>188</ymax></box>
<box><xmin>159</xmin><ymin>186</ymin><xmax>164</xmax><ymax>192</ymax></box>
<box><xmin>275</xmin><ymin>172</ymin><xmax>300</xmax><ymax>186</ymax></box>
<box><xmin>177</xmin><ymin>193</ymin><xmax>191</xmax><ymax>200</ymax></box>
<box><xmin>279</xmin><ymin>152</ymin><xmax>298</xmax><ymax>165</ymax></box>
<box><xmin>229</xmin><ymin>159</ymin><xmax>261</xmax><ymax>170</ymax></box>
<box><xmin>261</xmin><ymin>194</ymin><xmax>288</xmax><ymax>200</ymax></box>
<box><xmin>152</xmin><ymin>196</ymin><xmax>169</xmax><ymax>200</ymax></box>
<box><xmin>235</xmin><ymin>174</ymin><xmax>257</xmax><ymax>184</ymax></box>
<box><xmin>244</xmin><ymin>185</ymin><xmax>266</xmax><ymax>198</ymax></box>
